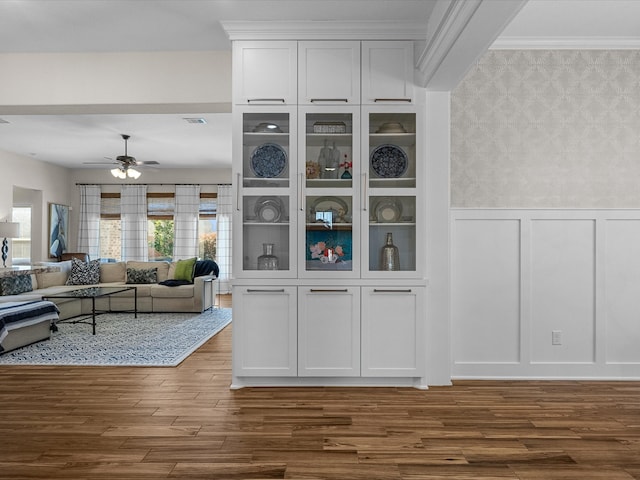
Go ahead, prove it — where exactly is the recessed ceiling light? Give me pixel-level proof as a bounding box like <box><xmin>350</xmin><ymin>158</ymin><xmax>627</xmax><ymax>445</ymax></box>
<box><xmin>183</xmin><ymin>117</ymin><xmax>207</xmax><ymax>124</ymax></box>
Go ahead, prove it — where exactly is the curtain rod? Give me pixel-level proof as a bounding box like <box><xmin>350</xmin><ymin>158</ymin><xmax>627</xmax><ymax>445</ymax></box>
<box><xmin>75</xmin><ymin>183</ymin><xmax>231</xmax><ymax>186</ymax></box>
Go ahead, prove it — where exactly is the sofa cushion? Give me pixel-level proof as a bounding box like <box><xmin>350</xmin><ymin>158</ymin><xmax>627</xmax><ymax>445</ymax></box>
<box><xmin>151</xmin><ymin>284</ymin><xmax>194</xmax><ymax>298</ymax></box>
<box><xmin>35</xmin><ymin>260</ymin><xmax>72</xmax><ymax>289</ymax></box>
<box><xmin>126</xmin><ymin>267</ymin><xmax>157</xmax><ymax>284</ymax></box>
<box><xmin>0</xmin><ymin>274</ymin><xmax>33</xmax><ymax>295</ymax></box>
<box><xmin>100</xmin><ymin>262</ymin><xmax>126</xmax><ymax>283</ymax></box>
<box><xmin>66</xmin><ymin>258</ymin><xmax>100</xmax><ymax>285</ymax></box>
<box><xmin>172</xmin><ymin>257</ymin><xmax>197</xmax><ymax>283</ymax></box>
<box><xmin>126</xmin><ymin>261</ymin><xmax>170</xmax><ymax>282</ymax></box>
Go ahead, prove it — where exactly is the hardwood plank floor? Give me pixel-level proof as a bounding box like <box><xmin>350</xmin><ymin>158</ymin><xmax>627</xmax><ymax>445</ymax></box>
<box><xmin>1</xmin><ymin>298</ymin><xmax>640</xmax><ymax>479</ymax></box>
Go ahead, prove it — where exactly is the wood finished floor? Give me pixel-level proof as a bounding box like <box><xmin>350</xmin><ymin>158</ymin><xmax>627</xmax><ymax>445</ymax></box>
<box><xmin>1</xmin><ymin>297</ymin><xmax>640</xmax><ymax>479</ymax></box>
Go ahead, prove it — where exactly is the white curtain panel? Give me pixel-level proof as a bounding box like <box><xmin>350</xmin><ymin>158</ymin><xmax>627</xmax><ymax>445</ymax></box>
<box><xmin>216</xmin><ymin>185</ymin><xmax>232</xmax><ymax>293</ymax></box>
<box><xmin>120</xmin><ymin>185</ymin><xmax>148</xmax><ymax>261</ymax></box>
<box><xmin>76</xmin><ymin>185</ymin><xmax>101</xmax><ymax>260</ymax></box>
<box><xmin>173</xmin><ymin>184</ymin><xmax>201</xmax><ymax>260</ymax></box>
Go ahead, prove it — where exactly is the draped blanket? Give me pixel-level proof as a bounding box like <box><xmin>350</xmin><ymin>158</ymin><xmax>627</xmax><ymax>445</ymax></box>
<box><xmin>0</xmin><ymin>301</ymin><xmax>60</xmax><ymax>351</ymax></box>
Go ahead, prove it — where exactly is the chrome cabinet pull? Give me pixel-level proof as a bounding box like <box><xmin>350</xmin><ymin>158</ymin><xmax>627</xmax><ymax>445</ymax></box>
<box><xmin>310</xmin><ymin>98</ymin><xmax>348</xmax><ymax>103</ymax></box>
<box><xmin>247</xmin><ymin>98</ymin><xmax>285</xmax><ymax>103</ymax></box>
<box><xmin>236</xmin><ymin>173</ymin><xmax>241</xmax><ymax>211</ymax></box>
<box><xmin>362</xmin><ymin>173</ymin><xmax>367</xmax><ymax>211</ymax></box>
<box><xmin>247</xmin><ymin>289</ymin><xmax>286</xmax><ymax>293</ymax></box>
<box><xmin>374</xmin><ymin>98</ymin><xmax>412</xmax><ymax>103</ymax></box>
<box><xmin>299</xmin><ymin>173</ymin><xmax>304</xmax><ymax>211</ymax></box>
<box><xmin>373</xmin><ymin>289</ymin><xmax>412</xmax><ymax>293</ymax></box>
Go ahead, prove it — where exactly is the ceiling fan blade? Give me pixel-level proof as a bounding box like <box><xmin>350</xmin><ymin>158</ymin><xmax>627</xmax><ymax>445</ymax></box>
<box><xmin>83</xmin><ymin>161</ymin><xmax>117</xmax><ymax>165</ymax></box>
<box><xmin>137</xmin><ymin>160</ymin><xmax>160</xmax><ymax>165</ymax></box>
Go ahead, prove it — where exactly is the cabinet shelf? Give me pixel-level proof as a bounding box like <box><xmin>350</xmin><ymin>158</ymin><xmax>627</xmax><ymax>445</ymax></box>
<box><xmin>306</xmin><ymin>178</ymin><xmax>353</xmax><ymax>188</ymax></box>
<box><xmin>243</xmin><ymin>132</ymin><xmax>290</xmax><ymax>146</ymax></box>
<box><xmin>306</xmin><ymin>222</ymin><xmax>352</xmax><ymax>230</ymax></box>
<box><xmin>369</xmin><ymin>222</ymin><xmax>416</xmax><ymax>227</ymax></box>
<box><xmin>243</xmin><ymin>221</ymin><xmax>291</xmax><ymax>226</ymax></box>
<box><xmin>369</xmin><ymin>177</ymin><xmax>416</xmax><ymax>188</ymax></box>
<box><xmin>305</xmin><ymin>133</ymin><xmax>353</xmax><ymax>147</ymax></box>
<box><xmin>368</xmin><ymin>133</ymin><xmax>415</xmax><ymax>147</ymax></box>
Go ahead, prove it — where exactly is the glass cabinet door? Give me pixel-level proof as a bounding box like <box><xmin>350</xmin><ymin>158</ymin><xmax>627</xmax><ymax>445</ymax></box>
<box><xmin>299</xmin><ymin>106</ymin><xmax>360</xmax><ymax>278</ymax></box>
<box><xmin>303</xmin><ymin>194</ymin><xmax>355</xmax><ymax>275</ymax></box>
<box><xmin>366</xmin><ymin>110</ymin><xmax>417</xmax><ymax>189</ymax></box>
<box><xmin>241</xmin><ymin>110</ymin><xmax>293</xmax><ymax>188</ymax></box>
<box><xmin>235</xmin><ymin>106</ymin><xmax>297</xmax><ymax>278</ymax></box>
<box><xmin>241</xmin><ymin>195</ymin><xmax>292</xmax><ymax>273</ymax></box>
<box><xmin>367</xmin><ymin>195</ymin><xmax>416</xmax><ymax>273</ymax></box>
<box><xmin>362</xmin><ymin>106</ymin><xmax>423</xmax><ymax>278</ymax></box>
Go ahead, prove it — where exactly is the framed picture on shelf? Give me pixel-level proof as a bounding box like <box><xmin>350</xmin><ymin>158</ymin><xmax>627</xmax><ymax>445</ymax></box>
<box><xmin>48</xmin><ymin>203</ymin><xmax>69</xmax><ymax>258</ymax></box>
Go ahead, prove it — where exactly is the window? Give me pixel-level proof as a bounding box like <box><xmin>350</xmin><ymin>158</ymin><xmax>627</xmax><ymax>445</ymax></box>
<box><xmin>99</xmin><ymin>190</ymin><xmax>217</xmax><ymax>262</ymax></box>
<box><xmin>199</xmin><ymin>193</ymin><xmax>217</xmax><ymax>261</ymax></box>
<box><xmin>11</xmin><ymin>206</ymin><xmax>31</xmax><ymax>265</ymax></box>
<box><xmin>147</xmin><ymin>194</ymin><xmax>174</xmax><ymax>261</ymax></box>
<box><xmin>99</xmin><ymin>194</ymin><xmax>121</xmax><ymax>262</ymax></box>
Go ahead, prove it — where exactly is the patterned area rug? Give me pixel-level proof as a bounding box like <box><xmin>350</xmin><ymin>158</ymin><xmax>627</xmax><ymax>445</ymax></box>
<box><xmin>0</xmin><ymin>309</ymin><xmax>232</xmax><ymax>366</ymax></box>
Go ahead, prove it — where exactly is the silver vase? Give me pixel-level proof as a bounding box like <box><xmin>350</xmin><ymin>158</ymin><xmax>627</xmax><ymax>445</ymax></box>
<box><xmin>257</xmin><ymin>243</ymin><xmax>279</xmax><ymax>270</ymax></box>
<box><xmin>380</xmin><ymin>232</ymin><xmax>400</xmax><ymax>271</ymax></box>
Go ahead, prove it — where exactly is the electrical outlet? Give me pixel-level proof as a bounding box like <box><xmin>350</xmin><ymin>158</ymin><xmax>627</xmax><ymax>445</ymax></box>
<box><xmin>552</xmin><ymin>330</ymin><xmax>562</xmax><ymax>345</ymax></box>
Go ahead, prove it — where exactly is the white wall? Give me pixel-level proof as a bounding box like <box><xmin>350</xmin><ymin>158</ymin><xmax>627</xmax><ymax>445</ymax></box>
<box><xmin>452</xmin><ymin>209</ymin><xmax>640</xmax><ymax>379</ymax></box>
<box><xmin>0</xmin><ymin>149</ymin><xmax>72</xmax><ymax>263</ymax></box>
<box><xmin>0</xmin><ymin>51</ymin><xmax>231</xmax><ymax>109</ymax></box>
<box><xmin>450</xmin><ymin>50</ymin><xmax>640</xmax><ymax>379</ymax></box>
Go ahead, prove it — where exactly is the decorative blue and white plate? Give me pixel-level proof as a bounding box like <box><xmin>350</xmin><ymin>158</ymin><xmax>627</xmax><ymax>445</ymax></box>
<box><xmin>250</xmin><ymin>143</ymin><xmax>287</xmax><ymax>178</ymax></box>
<box><xmin>370</xmin><ymin>144</ymin><xmax>408</xmax><ymax>178</ymax></box>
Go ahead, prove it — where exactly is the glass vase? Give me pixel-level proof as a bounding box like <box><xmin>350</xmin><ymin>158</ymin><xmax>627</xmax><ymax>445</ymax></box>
<box><xmin>380</xmin><ymin>232</ymin><xmax>400</xmax><ymax>271</ymax></box>
<box><xmin>257</xmin><ymin>243</ymin><xmax>279</xmax><ymax>270</ymax></box>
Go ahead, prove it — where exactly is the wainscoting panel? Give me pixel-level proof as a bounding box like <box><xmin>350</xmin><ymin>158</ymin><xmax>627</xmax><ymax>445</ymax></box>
<box><xmin>530</xmin><ymin>219</ymin><xmax>596</xmax><ymax>364</ymax></box>
<box><xmin>452</xmin><ymin>210</ymin><xmax>640</xmax><ymax>379</ymax></box>
<box><xmin>604</xmin><ymin>220</ymin><xmax>640</xmax><ymax>364</ymax></box>
<box><xmin>452</xmin><ymin>218</ymin><xmax>521</xmax><ymax>364</ymax></box>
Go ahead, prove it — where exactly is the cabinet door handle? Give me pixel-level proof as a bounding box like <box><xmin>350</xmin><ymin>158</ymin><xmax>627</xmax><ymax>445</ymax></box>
<box><xmin>310</xmin><ymin>288</ymin><xmax>349</xmax><ymax>293</ymax></box>
<box><xmin>373</xmin><ymin>289</ymin><xmax>413</xmax><ymax>293</ymax></box>
<box><xmin>362</xmin><ymin>173</ymin><xmax>367</xmax><ymax>211</ymax></box>
<box><xmin>374</xmin><ymin>98</ymin><xmax>412</xmax><ymax>103</ymax></box>
<box><xmin>299</xmin><ymin>173</ymin><xmax>304</xmax><ymax>211</ymax></box>
<box><xmin>247</xmin><ymin>98</ymin><xmax>285</xmax><ymax>104</ymax></box>
<box><xmin>310</xmin><ymin>98</ymin><xmax>349</xmax><ymax>103</ymax></box>
<box><xmin>247</xmin><ymin>288</ymin><xmax>286</xmax><ymax>293</ymax></box>
<box><xmin>236</xmin><ymin>173</ymin><xmax>241</xmax><ymax>211</ymax></box>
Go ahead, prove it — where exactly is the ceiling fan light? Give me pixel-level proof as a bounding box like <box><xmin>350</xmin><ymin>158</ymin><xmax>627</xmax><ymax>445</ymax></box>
<box><xmin>127</xmin><ymin>168</ymin><xmax>141</xmax><ymax>179</ymax></box>
<box><xmin>111</xmin><ymin>167</ymin><xmax>126</xmax><ymax>179</ymax></box>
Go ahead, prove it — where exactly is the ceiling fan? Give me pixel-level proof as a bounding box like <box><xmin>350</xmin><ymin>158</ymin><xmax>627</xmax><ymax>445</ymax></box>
<box><xmin>84</xmin><ymin>134</ymin><xmax>159</xmax><ymax>179</ymax></box>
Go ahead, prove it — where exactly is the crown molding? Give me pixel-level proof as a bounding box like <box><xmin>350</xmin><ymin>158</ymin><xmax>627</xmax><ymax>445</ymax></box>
<box><xmin>492</xmin><ymin>36</ymin><xmax>640</xmax><ymax>50</ymax></box>
<box><xmin>220</xmin><ymin>21</ymin><xmax>427</xmax><ymax>41</ymax></box>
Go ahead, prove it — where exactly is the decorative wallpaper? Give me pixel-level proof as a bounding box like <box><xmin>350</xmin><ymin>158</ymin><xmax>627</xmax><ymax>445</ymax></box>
<box><xmin>451</xmin><ymin>50</ymin><xmax>640</xmax><ymax>208</ymax></box>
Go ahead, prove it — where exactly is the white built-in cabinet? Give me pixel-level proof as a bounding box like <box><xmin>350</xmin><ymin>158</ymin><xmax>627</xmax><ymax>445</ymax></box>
<box><xmin>298</xmin><ymin>41</ymin><xmax>361</xmax><ymax>105</ymax></box>
<box><xmin>233</xmin><ymin>41</ymin><xmax>297</xmax><ymax>105</ymax></box>
<box><xmin>361</xmin><ymin>287</ymin><xmax>425</xmax><ymax>376</ymax></box>
<box><xmin>298</xmin><ymin>286</ymin><xmax>360</xmax><ymax>376</ymax></box>
<box><xmin>232</xmin><ymin>286</ymin><xmax>297</xmax><ymax>376</ymax></box>
<box><xmin>232</xmin><ymin>39</ymin><xmax>426</xmax><ymax>388</ymax></box>
<box><xmin>361</xmin><ymin>41</ymin><xmax>415</xmax><ymax>105</ymax></box>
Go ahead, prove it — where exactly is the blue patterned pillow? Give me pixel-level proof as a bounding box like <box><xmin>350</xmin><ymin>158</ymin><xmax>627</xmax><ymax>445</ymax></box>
<box><xmin>126</xmin><ymin>267</ymin><xmax>158</xmax><ymax>284</ymax></box>
<box><xmin>66</xmin><ymin>258</ymin><xmax>100</xmax><ymax>285</ymax></box>
<box><xmin>0</xmin><ymin>274</ymin><xmax>33</xmax><ymax>295</ymax></box>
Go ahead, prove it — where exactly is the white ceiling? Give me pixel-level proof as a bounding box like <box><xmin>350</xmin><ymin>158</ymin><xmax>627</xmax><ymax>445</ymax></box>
<box><xmin>0</xmin><ymin>0</ymin><xmax>639</xmax><ymax>171</ymax></box>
